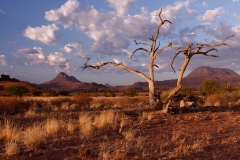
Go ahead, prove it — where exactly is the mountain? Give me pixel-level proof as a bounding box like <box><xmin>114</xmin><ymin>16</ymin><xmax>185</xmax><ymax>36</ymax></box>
<box><xmin>0</xmin><ymin>74</ymin><xmax>49</xmax><ymax>96</ymax></box>
<box><xmin>113</xmin><ymin>66</ymin><xmax>240</xmax><ymax>91</ymax></box>
<box><xmin>181</xmin><ymin>66</ymin><xmax>240</xmax><ymax>87</ymax></box>
<box><xmin>104</xmin><ymin>83</ymin><xmax>112</xmax><ymax>87</ymax></box>
<box><xmin>38</xmin><ymin>72</ymin><xmax>107</xmax><ymax>91</ymax></box>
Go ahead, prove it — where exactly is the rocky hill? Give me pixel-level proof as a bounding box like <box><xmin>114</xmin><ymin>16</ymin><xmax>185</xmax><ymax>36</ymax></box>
<box><xmin>113</xmin><ymin>66</ymin><xmax>240</xmax><ymax>91</ymax></box>
<box><xmin>38</xmin><ymin>72</ymin><xmax>107</xmax><ymax>91</ymax></box>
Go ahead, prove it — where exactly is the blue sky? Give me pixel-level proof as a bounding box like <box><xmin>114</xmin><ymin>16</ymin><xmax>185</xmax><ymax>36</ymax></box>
<box><xmin>0</xmin><ymin>0</ymin><xmax>240</xmax><ymax>86</ymax></box>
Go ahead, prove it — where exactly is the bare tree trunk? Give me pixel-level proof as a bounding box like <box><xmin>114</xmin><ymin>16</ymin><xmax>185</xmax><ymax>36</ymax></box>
<box><xmin>148</xmin><ymin>80</ymin><xmax>155</xmax><ymax>107</ymax></box>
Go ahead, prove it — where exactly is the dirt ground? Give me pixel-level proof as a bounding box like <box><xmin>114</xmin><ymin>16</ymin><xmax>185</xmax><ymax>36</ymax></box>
<box><xmin>1</xmin><ymin>102</ymin><xmax>240</xmax><ymax>160</ymax></box>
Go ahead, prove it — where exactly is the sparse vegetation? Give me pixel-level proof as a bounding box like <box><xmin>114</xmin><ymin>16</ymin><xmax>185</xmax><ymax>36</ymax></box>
<box><xmin>201</xmin><ymin>79</ymin><xmax>220</xmax><ymax>96</ymax></box>
<box><xmin>58</xmin><ymin>90</ymin><xmax>69</xmax><ymax>96</ymax></box>
<box><xmin>0</xmin><ymin>94</ymin><xmax>240</xmax><ymax>159</ymax></box>
<box><xmin>32</xmin><ymin>90</ymin><xmax>43</xmax><ymax>96</ymax></box>
<box><xmin>6</xmin><ymin>86</ymin><xmax>29</xmax><ymax>97</ymax></box>
<box><xmin>104</xmin><ymin>90</ymin><xmax>115</xmax><ymax>97</ymax></box>
<box><xmin>123</xmin><ymin>89</ymin><xmax>138</xmax><ymax>97</ymax></box>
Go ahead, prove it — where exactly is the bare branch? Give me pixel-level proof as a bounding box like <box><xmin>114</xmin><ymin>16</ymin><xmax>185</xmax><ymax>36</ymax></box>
<box><xmin>154</xmin><ymin>8</ymin><xmax>172</xmax><ymax>41</ymax></box>
<box><xmin>133</xmin><ymin>40</ymin><xmax>151</xmax><ymax>47</ymax></box>
<box><xmin>83</xmin><ymin>58</ymin><xmax>150</xmax><ymax>81</ymax></box>
<box><xmin>195</xmin><ymin>48</ymin><xmax>219</xmax><ymax>57</ymax></box>
<box><xmin>154</xmin><ymin>45</ymin><xmax>181</xmax><ymax>59</ymax></box>
<box><xmin>153</xmin><ymin>64</ymin><xmax>159</xmax><ymax>68</ymax></box>
<box><xmin>196</xmin><ymin>34</ymin><xmax>234</xmax><ymax>50</ymax></box>
<box><xmin>171</xmin><ymin>51</ymin><xmax>182</xmax><ymax>73</ymax></box>
<box><xmin>131</xmin><ymin>48</ymin><xmax>150</xmax><ymax>58</ymax></box>
<box><xmin>154</xmin><ymin>41</ymin><xmax>161</xmax><ymax>53</ymax></box>
<box><xmin>82</xmin><ymin>57</ymin><xmax>90</xmax><ymax>70</ymax></box>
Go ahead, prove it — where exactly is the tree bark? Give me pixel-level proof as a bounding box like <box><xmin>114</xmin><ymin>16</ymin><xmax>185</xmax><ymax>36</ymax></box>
<box><xmin>148</xmin><ymin>80</ymin><xmax>155</xmax><ymax>107</ymax></box>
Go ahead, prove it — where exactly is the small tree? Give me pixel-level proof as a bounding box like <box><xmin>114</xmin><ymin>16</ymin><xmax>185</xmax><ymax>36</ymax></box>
<box><xmin>58</xmin><ymin>90</ymin><xmax>69</xmax><ymax>96</ymax></box>
<box><xmin>48</xmin><ymin>90</ymin><xmax>58</xmax><ymax>97</ymax></box>
<box><xmin>83</xmin><ymin>8</ymin><xmax>233</xmax><ymax>112</ymax></box>
<box><xmin>123</xmin><ymin>89</ymin><xmax>138</xmax><ymax>97</ymax></box>
<box><xmin>201</xmin><ymin>79</ymin><xmax>220</xmax><ymax>96</ymax></box>
<box><xmin>104</xmin><ymin>90</ymin><xmax>115</xmax><ymax>97</ymax></box>
<box><xmin>32</xmin><ymin>90</ymin><xmax>43</xmax><ymax>96</ymax></box>
<box><xmin>6</xmin><ymin>86</ymin><xmax>29</xmax><ymax>97</ymax></box>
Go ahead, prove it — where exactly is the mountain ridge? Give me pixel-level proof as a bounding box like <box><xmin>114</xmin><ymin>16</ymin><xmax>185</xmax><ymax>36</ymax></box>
<box><xmin>38</xmin><ymin>72</ymin><xmax>107</xmax><ymax>91</ymax></box>
<box><xmin>37</xmin><ymin>66</ymin><xmax>240</xmax><ymax>92</ymax></box>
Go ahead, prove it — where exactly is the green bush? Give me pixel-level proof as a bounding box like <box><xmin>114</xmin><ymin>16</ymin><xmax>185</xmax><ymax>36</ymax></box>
<box><xmin>201</xmin><ymin>79</ymin><xmax>220</xmax><ymax>96</ymax></box>
<box><xmin>6</xmin><ymin>86</ymin><xmax>29</xmax><ymax>97</ymax></box>
<box><xmin>177</xmin><ymin>87</ymin><xmax>193</xmax><ymax>97</ymax></box>
<box><xmin>58</xmin><ymin>90</ymin><xmax>69</xmax><ymax>96</ymax></box>
<box><xmin>48</xmin><ymin>91</ymin><xmax>58</xmax><ymax>97</ymax></box>
<box><xmin>104</xmin><ymin>90</ymin><xmax>115</xmax><ymax>97</ymax></box>
<box><xmin>223</xmin><ymin>85</ymin><xmax>237</xmax><ymax>93</ymax></box>
<box><xmin>123</xmin><ymin>89</ymin><xmax>138</xmax><ymax>97</ymax></box>
<box><xmin>32</xmin><ymin>90</ymin><xmax>42</xmax><ymax>96</ymax></box>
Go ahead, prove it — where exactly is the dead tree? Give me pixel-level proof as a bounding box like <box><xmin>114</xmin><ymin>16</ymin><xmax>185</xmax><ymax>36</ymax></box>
<box><xmin>82</xmin><ymin>8</ymin><xmax>234</xmax><ymax>112</ymax></box>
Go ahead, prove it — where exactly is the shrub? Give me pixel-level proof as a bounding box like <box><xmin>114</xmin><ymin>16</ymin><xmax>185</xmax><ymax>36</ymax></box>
<box><xmin>48</xmin><ymin>90</ymin><xmax>58</xmax><ymax>97</ymax></box>
<box><xmin>123</xmin><ymin>89</ymin><xmax>138</xmax><ymax>97</ymax></box>
<box><xmin>23</xmin><ymin>123</ymin><xmax>46</xmax><ymax>149</ymax></box>
<box><xmin>73</xmin><ymin>92</ymin><xmax>92</xmax><ymax>107</ymax></box>
<box><xmin>178</xmin><ymin>87</ymin><xmax>193</xmax><ymax>97</ymax></box>
<box><xmin>32</xmin><ymin>90</ymin><xmax>42</xmax><ymax>96</ymax></box>
<box><xmin>58</xmin><ymin>90</ymin><xmax>69</xmax><ymax>96</ymax></box>
<box><xmin>104</xmin><ymin>90</ymin><xmax>115</xmax><ymax>97</ymax></box>
<box><xmin>0</xmin><ymin>97</ymin><xmax>31</xmax><ymax>115</ymax></box>
<box><xmin>6</xmin><ymin>86</ymin><xmax>29</xmax><ymax>97</ymax></box>
<box><xmin>222</xmin><ymin>85</ymin><xmax>237</xmax><ymax>93</ymax></box>
<box><xmin>204</xmin><ymin>92</ymin><xmax>240</xmax><ymax>107</ymax></box>
<box><xmin>79</xmin><ymin>114</ymin><xmax>93</xmax><ymax>139</ymax></box>
<box><xmin>201</xmin><ymin>79</ymin><xmax>220</xmax><ymax>96</ymax></box>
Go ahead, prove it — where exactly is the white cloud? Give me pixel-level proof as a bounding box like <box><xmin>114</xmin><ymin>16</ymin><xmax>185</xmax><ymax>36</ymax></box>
<box><xmin>45</xmin><ymin>0</ymin><xmax>80</xmax><ymax>29</ymax></box>
<box><xmin>0</xmin><ymin>9</ymin><xmax>5</xmax><ymax>14</ymax></box>
<box><xmin>47</xmin><ymin>52</ymin><xmax>71</xmax><ymax>71</ymax></box>
<box><xmin>198</xmin><ymin>7</ymin><xmax>225</xmax><ymax>22</ymax></box>
<box><xmin>233</xmin><ymin>0</ymin><xmax>239</xmax><ymax>2</ymax></box>
<box><xmin>113</xmin><ymin>58</ymin><xmax>121</xmax><ymax>63</ymax></box>
<box><xmin>150</xmin><ymin>0</ymin><xmax>194</xmax><ymax>33</ymax></box>
<box><xmin>0</xmin><ymin>55</ymin><xmax>8</xmax><ymax>66</ymax></box>
<box><xmin>107</xmin><ymin>0</ymin><xmax>136</xmax><ymax>16</ymax></box>
<box><xmin>18</xmin><ymin>48</ymin><xmax>41</xmax><ymax>54</ymax></box>
<box><xmin>62</xmin><ymin>43</ymin><xmax>86</xmax><ymax>58</ymax></box>
<box><xmin>233</xmin><ymin>13</ymin><xmax>240</xmax><ymax>19</ymax></box>
<box><xmin>17</xmin><ymin>47</ymin><xmax>45</xmax><ymax>65</ymax></box>
<box><xmin>23</xmin><ymin>24</ymin><xmax>60</xmax><ymax>45</ymax></box>
<box><xmin>202</xmin><ymin>1</ymin><xmax>208</xmax><ymax>7</ymax></box>
<box><xmin>122</xmin><ymin>49</ymin><xmax>132</xmax><ymax>57</ymax></box>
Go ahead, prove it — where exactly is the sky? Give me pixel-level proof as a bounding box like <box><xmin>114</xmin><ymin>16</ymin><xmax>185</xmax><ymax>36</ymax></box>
<box><xmin>0</xmin><ymin>0</ymin><xmax>240</xmax><ymax>86</ymax></box>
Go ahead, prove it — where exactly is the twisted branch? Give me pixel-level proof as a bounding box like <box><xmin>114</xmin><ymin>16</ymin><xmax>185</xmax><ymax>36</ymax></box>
<box><xmin>82</xmin><ymin>58</ymin><xmax>150</xmax><ymax>81</ymax></box>
<box><xmin>133</xmin><ymin>40</ymin><xmax>151</xmax><ymax>47</ymax></box>
<box><xmin>131</xmin><ymin>48</ymin><xmax>150</xmax><ymax>58</ymax></box>
<box><xmin>171</xmin><ymin>51</ymin><xmax>182</xmax><ymax>73</ymax></box>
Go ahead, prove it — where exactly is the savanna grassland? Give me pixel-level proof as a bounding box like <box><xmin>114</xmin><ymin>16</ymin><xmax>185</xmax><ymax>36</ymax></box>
<box><xmin>1</xmin><ymin>91</ymin><xmax>240</xmax><ymax>159</ymax></box>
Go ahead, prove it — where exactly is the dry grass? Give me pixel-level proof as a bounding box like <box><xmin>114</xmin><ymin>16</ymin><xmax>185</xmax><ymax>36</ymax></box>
<box><xmin>160</xmin><ymin>90</ymin><xmax>172</xmax><ymax>99</ymax></box>
<box><xmin>45</xmin><ymin>118</ymin><xmax>60</xmax><ymax>135</ymax></box>
<box><xmin>5</xmin><ymin>140</ymin><xmax>19</xmax><ymax>156</ymax></box>
<box><xmin>93</xmin><ymin>110</ymin><xmax>117</xmax><ymax>130</ymax></box>
<box><xmin>79</xmin><ymin>113</ymin><xmax>93</xmax><ymax>139</ymax></box>
<box><xmin>23</xmin><ymin>123</ymin><xmax>46</xmax><ymax>149</ymax></box>
<box><xmin>0</xmin><ymin>97</ymin><xmax>31</xmax><ymax>114</ymax></box>
<box><xmin>123</xmin><ymin>129</ymin><xmax>136</xmax><ymax>141</ymax></box>
<box><xmin>204</xmin><ymin>92</ymin><xmax>240</xmax><ymax>107</ymax></box>
<box><xmin>91</xmin><ymin>96</ymin><xmax>148</xmax><ymax>109</ymax></box>
<box><xmin>73</xmin><ymin>93</ymin><xmax>92</xmax><ymax>108</ymax></box>
<box><xmin>0</xmin><ymin>120</ymin><xmax>21</xmax><ymax>141</ymax></box>
<box><xmin>66</xmin><ymin>120</ymin><xmax>76</xmax><ymax>134</ymax></box>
